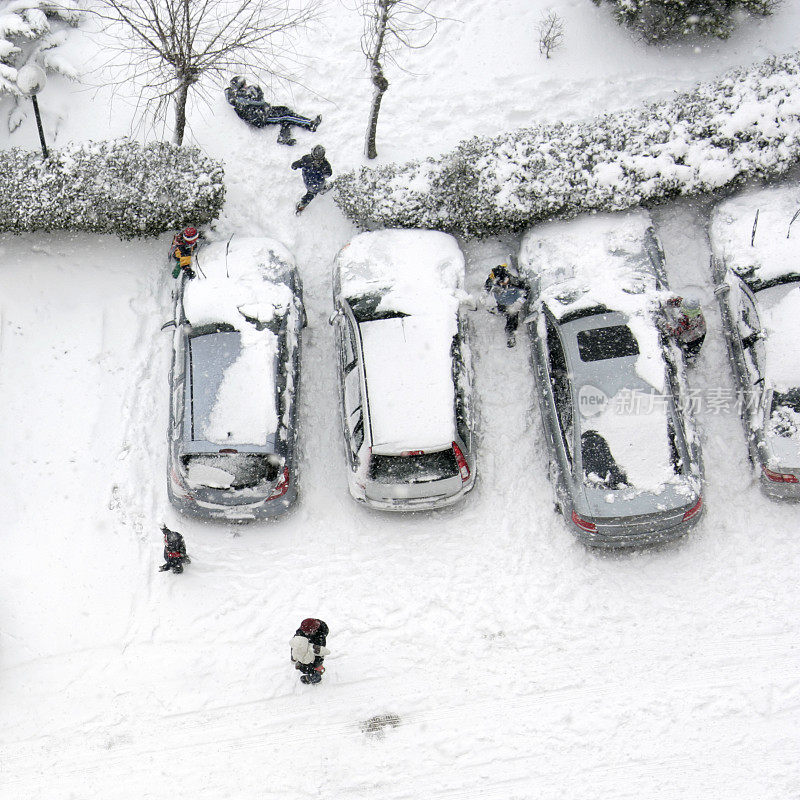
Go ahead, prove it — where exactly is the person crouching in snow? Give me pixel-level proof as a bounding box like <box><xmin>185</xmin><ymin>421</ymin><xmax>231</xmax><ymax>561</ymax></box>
<box><xmin>658</xmin><ymin>295</ymin><xmax>706</xmax><ymax>365</ymax></box>
<box><xmin>170</xmin><ymin>226</ymin><xmax>199</xmax><ymax>279</ymax></box>
<box><xmin>290</xmin><ymin>618</ymin><xmax>330</xmax><ymax>684</ymax></box>
<box><xmin>484</xmin><ymin>264</ymin><xmax>528</xmax><ymax>348</ymax></box>
<box><xmin>292</xmin><ymin>145</ymin><xmax>332</xmax><ymax>214</ymax></box>
<box><xmin>224</xmin><ymin>76</ymin><xmax>321</xmax><ymax>146</ymax></box>
<box><xmin>158</xmin><ymin>525</ymin><xmax>191</xmax><ymax>574</ymax></box>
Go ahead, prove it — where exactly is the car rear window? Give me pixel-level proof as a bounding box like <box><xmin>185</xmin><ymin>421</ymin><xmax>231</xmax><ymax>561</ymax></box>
<box><xmin>581</xmin><ymin>430</ymin><xmax>629</xmax><ymax>489</ymax></box>
<box><xmin>368</xmin><ymin>449</ymin><xmax>459</xmax><ymax>484</ymax></box>
<box><xmin>576</xmin><ymin>325</ymin><xmax>639</xmax><ymax>362</ymax></box>
<box><xmin>182</xmin><ymin>453</ymin><xmax>281</xmax><ymax>490</ymax></box>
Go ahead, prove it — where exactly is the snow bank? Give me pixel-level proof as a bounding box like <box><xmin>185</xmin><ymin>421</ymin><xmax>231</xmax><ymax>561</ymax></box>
<box><xmin>335</xmin><ymin>51</ymin><xmax>800</xmax><ymax>237</ymax></box>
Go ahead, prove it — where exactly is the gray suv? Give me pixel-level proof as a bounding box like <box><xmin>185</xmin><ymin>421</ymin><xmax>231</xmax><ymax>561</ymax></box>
<box><xmin>165</xmin><ymin>237</ymin><xmax>305</xmax><ymax>521</ymax></box>
<box><xmin>520</xmin><ymin>211</ymin><xmax>703</xmax><ymax>547</ymax></box>
<box><xmin>329</xmin><ymin>229</ymin><xmax>476</xmax><ymax>511</ymax></box>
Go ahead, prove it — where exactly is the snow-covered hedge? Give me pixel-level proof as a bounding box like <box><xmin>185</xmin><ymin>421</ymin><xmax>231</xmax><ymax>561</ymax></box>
<box><xmin>334</xmin><ymin>52</ymin><xmax>800</xmax><ymax>237</ymax></box>
<box><xmin>591</xmin><ymin>0</ymin><xmax>776</xmax><ymax>42</ymax></box>
<box><xmin>0</xmin><ymin>139</ymin><xmax>225</xmax><ymax>237</ymax></box>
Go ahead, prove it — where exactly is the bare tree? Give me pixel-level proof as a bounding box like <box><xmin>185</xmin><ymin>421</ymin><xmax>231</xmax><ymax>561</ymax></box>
<box><xmin>537</xmin><ymin>11</ymin><xmax>564</xmax><ymax>59</ymax></box>
<box><xmin>92</xmin><ymin>0</ymin><xmax>319</xmax><ymax>145</ymax></box>
<box><xmin>358</xmin><ymin>0</ymin><xmax>438</xmax><ymax>160</ymax></box>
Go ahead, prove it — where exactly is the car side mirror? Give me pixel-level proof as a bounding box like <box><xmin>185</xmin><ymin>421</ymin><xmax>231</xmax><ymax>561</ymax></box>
<box><xmin>328</xmin><ymin>310</ymin><xmax>343</xmax><ymax>325</ymax></box>
<box><xmin>161</xmin><ymin>320</ymin><xmax>176</xmax><ymax>331</ymax></box>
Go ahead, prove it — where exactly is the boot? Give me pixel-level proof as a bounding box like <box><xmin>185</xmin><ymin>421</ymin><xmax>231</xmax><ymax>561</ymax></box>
<box><xmin>309</xmin><ymin>114</ymin><xmax>322</xmax><ymax>132</ymax></box>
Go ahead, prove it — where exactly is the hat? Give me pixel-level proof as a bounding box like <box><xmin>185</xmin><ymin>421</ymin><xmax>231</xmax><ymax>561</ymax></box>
<box><xmin>311</xmin><ymin>145</ymin><xmax>326</xmax><ymax>159</ymax></box>
<box><xmin>680</xmin><ymin>296</ymin><xmax>702</xmax><ymax>318</ymax></box>
<box><xmin>300</xmin><ymin>618</ymin><xmax>320</xmax><ymax>634</ymax></box>
<box><xmin>181</xmin><ymin>226</ymin><xmax>199</xmax><ymax>245</ymax></box>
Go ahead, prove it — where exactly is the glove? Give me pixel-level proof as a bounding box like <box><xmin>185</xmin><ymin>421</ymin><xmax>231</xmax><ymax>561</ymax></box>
<box><xmin>291</xmin><ymin>162</ymin><xmax>299</xmax><ymax>170</ymax></box>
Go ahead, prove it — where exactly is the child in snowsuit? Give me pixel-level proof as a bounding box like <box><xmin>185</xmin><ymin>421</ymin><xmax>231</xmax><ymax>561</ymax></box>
<box><xmin>484</xmin><ymin>264</ymin><xmax>528</xmax><ymax>348</ymax></box>
<box><xmin>658</xmin><ymin>295</ymin><xmax>707</xmax><ymax>364</ymax></box>
<box><xmin>291</xmin><ymin>146</ymin><xmax>333</xmax><ymax>214</ymax></box>
<box><xmin>158</xmin><ymin>525</ymin><xmax>191</xmax><ymax>574</ymax></box>
<box><xmin>224</xmin><ymin>76</ymin><xmax>321</xmax><ymax>146</ymax></box>
<box><xmin>170</xmin><ymin>226</ymin><xmax>199</xmax><ymax>279</ymax></box>
<box><xmin>290</xmin><ymin>618</ymin><xmax>330</xmax><ymax>684</ymax></box>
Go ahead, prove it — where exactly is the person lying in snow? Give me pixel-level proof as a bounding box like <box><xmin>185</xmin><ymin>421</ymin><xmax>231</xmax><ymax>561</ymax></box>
<box><xmin>170</xmin><ymin>226</ymin><xmax>199</xmax><ymax>279</ymax></box>
<box><xmin>292</xmin><ymin>145</ymin><xmax>333</xmax><ymax>214</ymax></box>
<box><xmin>658</xmin><ymin>295</ymin><xmax>707</xmax><ymax>364</ymax></box>
<box><xmin>224</xmin><ymin>76</ymin><xmax>321</xmax><ymax>146</ymax></box>
<box><xmin>484</xmin><ymin>264</ymin><xmax>528</xmax><ymax>348</ymax></box>
<box><xmin>290</xmin><ymin>618</ymin><xmax>330</xmax><ymax>684</ymax></box>
<box><xmin>158</xmin><ymin>525</ymin><xmax>191</xmax><ymax>574</ymax></box>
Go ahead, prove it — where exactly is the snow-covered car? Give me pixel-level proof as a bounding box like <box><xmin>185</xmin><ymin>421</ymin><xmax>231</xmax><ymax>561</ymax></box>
<box><xmin>164</xmin><ymin>237</ymin><xmax>305</xmax><ymax>521</ymax></box>
<box><xmin>329</xmin><ymin>229</ymin><xmax>476</xmax><ymax>511</ymax></box>
<box><xmin>710</xmin><ymin>185</ymin><xmax>800</xmax><ymax>500</ymax></box>
<box><xmin>519</xmin><ymin>211</ymin><xmax>703</xmax><ymax>547</ymax></box>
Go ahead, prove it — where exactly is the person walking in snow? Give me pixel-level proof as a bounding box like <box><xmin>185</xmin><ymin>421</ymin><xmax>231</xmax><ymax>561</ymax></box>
<box><xmin>290</xmin><ymin>618</ymin><xmax>330</xmax><ymax>684</ymax></box>
<box><xmin>158</xmin><ymin>525</ymin><xmax>191</xmax><ymax>574</ymax></box>
<box><xmin>170</xmin><ymin>226</ymin><xmax>200</xmax><ymax>279</ymax></box>
<box><xmin>658</xmin><ymin>295</ymin><xmax>707</xmax><ymax>364</ymax></box>
<box><xmin>291</xmin><ymin>145</ymin><xmax>333</xmax><ymax>214</ymax></box>
<box><xmin>224</xmin><ymin>76</ymin><xmax>321</xmax><ymax>146</ymax></box>
<box><xmin>484</xmin><ymin>264</ymin><xmax>528</xmax><ymax>348</ymax></box>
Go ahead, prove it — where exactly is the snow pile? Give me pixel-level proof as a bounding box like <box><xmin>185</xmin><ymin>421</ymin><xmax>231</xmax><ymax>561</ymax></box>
<box><xmin>335</xmin><ymin>51</ymin><xmax>800</xmax><ymax>236</ymax></box>
<box><xmin>0</xmin><ymin>0</ymin><xmax>81</xmax><ymax>131</ymax></box>
<box><xmin>592</xmin><ymin>0</ymin><xmax>775</xmax><ymax>42</ymax></box>
<box><xmin>520</xmin><ymin>211</ymin><xmax>667</xmax><ymax>391</ymax></box>
<box><xmin>0</xmin><ymin>139</ymin><xmax>225</xmax><ymax>236</ymax></box>
<box><xmin>709</xmin><ymin>184</ymin><xmax>800</xmax><ymax>287</ymax></box>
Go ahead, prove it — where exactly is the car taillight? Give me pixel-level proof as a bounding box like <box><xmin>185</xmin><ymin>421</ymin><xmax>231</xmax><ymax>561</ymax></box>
<box><xmin>452</xmin><ymin>442</ymin><xmax>470</xmax><ymax>482</ymax></box>
<box><xmin>763</xmin><ymin>466</ymin><xmax>799</xmax><ymax>483</ymax></box>
<box><xmin>571</xmin><ymin>510</ymin><xmax>597</xmax><ymax>533</ymax></box>
<box><xmin>682</xmin><ymin>496</ymin><xmax>703</xmax><ymax>521</ymax></box>
<box><xmin>268</xmin><ymin>467</ymin><xmax>290</xmax><ymax>500</ymax></box>
<box><xmin>219</xmin><ymin>448</ymin><xmax>238</xmax><ymax>454</ymax></box>
<box><xmin>170</xmin><ymin>467</ymin><xmax>191</xmax><ymax>499</ymax></box>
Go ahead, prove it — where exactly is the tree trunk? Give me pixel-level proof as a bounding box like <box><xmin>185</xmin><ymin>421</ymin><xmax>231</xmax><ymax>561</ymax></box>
<box><xmin>173</xmin><ymin>80</ymin><xmax>189</xmax><ymax>145</ymax></box>
<box><xmin>365</xmin><ymin>72</ymin><xmax>389</xmax><ymax>159</ymax></box>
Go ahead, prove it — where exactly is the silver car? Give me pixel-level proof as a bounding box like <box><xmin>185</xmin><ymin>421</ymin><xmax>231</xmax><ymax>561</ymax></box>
<box><xmin>520</xmin><ymin>211</ymin><xmax>703</xmax><ymax>547</ymax></box>
<box><xmin>329</xmin><ymin>229</ymin><xmax>476</xmax><ymax>511</ymax></box>
<box><xmin>165</xmin><ymin>237</ymin><xmax>305</xmax><ymax>521</ymax></box>
<box><xmin>710</xmin><ymin>185</ymin><xmax>800</xmax><ymax>499</ymax></box>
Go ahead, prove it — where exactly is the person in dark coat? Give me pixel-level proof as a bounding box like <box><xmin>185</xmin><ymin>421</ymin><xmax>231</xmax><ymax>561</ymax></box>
<box><xmin>224</xmin><ymin>76</ymin><xmax>321</xmax><ymax>146</ymax></box>
<box><xmin>158</xmin><ymin>525</ymin><xmax>191</xmax><ymax>574</ymax></box>
<box><xmin>291</xmin><ymin>145</ymin><xmax>333</xmax><ymax>214</ymax></box>
<box><xmin>170</xmin><ymin>226</ymin><xmax>199</xmax><ymax>279</ymax></box>
<box><xmin>290</xmin><ymin>618</ymin><xmax>330</xmax><ymax>684</ymax></box>
<box><xmin>484</xmin><ymin>264</ymin><xmax>529</xmax><ymax>348</ymax></box>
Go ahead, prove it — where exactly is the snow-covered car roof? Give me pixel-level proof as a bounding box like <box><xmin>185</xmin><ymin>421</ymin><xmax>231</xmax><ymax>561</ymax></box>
<box><xmin>184</xmin><ymin>237</ymin><xmax>295</xmax><ymax>330</ymax></box>
<box><xmin>709</xmin><ymin>184</ymin><xmax>800</xmax><ymax>290</ymax></box>
<box><xmin>181</xmin><ymin>237</ymin><xmax>297</xmax><ymax>450</ymax></box>
<box><xmin>335</xmin><ymin>229</ymin><xmax>466</xmax><ymax>454</ymax></box>
<box><xmin>520</xmin><ymin>211</ymin><xmax>668</xmax><ymax>391</ymax></box>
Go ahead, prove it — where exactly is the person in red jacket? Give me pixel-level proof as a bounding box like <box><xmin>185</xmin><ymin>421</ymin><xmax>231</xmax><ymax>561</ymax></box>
<box><xmin>290</xmin><ymin>618</ymin><xmax>330</xmax><ymax>684</ymax></box>
<box><xmin>170</xmin><ymin>226</ymin><xmax>200</xmax><ymax>279</ymax></box>
<box><xmin>658</xmin><ymin>295</ymin><xmax>706</xmax><ymax>364</ymax></box>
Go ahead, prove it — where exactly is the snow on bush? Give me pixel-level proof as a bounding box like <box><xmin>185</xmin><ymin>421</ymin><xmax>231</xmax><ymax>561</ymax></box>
<box><xmin>335</xmin><ymin>52</ymin><xmax>800</xmax><ymax>237</ymax></box>
<box><xmin>0</xmin><ymin>0</ymin><xmax>82</xmax><ymax>131</ymax></box>
<box><xmin>591</xmin><ymin>0</ymin><xmax>777</xmax><ymax>42</ymax></box>
<box><xmin>0</xmin><ymin>139</ymin><xmax>225</xmax><ymax>237</ymax></box>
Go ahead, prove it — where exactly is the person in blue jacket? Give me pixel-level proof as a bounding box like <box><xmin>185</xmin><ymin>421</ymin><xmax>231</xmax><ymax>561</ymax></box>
<box><xmin>484</xmin><ymin>264</ymin><xmax>529</xmax><ymax>348</ymax></box>
<box><xmin>224</xmin><ymin>76</ymin><xmax>321</xmax><ymax>146</ymax></box>
<box><xmin>291</xmin><ymin>145</ymin><xmax>333</xmax><ymax>214</ymax></box>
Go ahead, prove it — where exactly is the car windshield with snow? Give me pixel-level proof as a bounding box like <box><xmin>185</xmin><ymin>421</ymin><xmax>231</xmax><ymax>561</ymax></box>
<box><xmin>710</xmin><ymin>184</ymin><xmax>800</xmax><ymax>499</ymax></box>
<box><xmin>165</xmin><ymin>237</ymin><xmax>305</xmax><ymax>521</ymax></box>
<box><xmin>329</xmin><ymin>229</ymin><xmax>476</xmax><ymax>511</ymax></box>
<box><xmin>519</xmin><ymin>211</ymin><xmax>703</xmax><ymax>547</ymax></box>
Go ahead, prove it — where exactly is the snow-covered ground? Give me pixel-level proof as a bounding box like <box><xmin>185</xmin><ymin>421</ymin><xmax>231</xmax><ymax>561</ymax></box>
<box><xmin>2</xmin><ymin>1</ymin><xmax>800</xmax><ymax>798</ymax></box>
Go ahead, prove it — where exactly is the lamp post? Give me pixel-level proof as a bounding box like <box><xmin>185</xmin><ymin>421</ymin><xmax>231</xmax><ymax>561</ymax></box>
<box><xmin>17</xmin><ymin>63</ymin><xmax>48</xmax><ymax>159</ymax></box>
